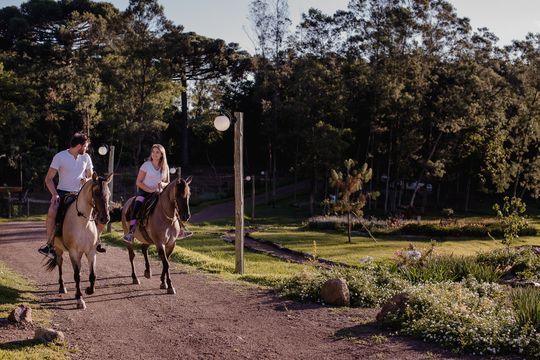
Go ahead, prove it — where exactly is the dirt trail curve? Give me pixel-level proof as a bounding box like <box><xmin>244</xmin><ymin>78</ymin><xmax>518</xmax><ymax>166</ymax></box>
<box><xmin>0</xmin><ymin>222</ymin><xmax>465</xmax><ymax>360</ymax></box>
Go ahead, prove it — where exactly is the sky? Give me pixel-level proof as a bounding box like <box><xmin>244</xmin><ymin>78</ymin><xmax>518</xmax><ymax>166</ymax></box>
<box><xmin>2</xmin><ymin>0</ymin><xmax>540</xmax><ymax>54</ymax></box>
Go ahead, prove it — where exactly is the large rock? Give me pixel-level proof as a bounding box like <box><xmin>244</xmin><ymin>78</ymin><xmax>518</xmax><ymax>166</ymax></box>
<box><xmin>34</xmin><ymin>327</ymin><xmax>65</xmax><ymax>342</ymax></box>
<box><xmin>7</xmin><ymin>305</ymin><xmax>32</xmax><ymax>324</ymax></box>
<box><xmin>320</xmin><ymin>278</ymin><xmax>350</xmax><ymax>306</ymax></box>
<box><xmin>376</xmin><ymin>292</ymin><xmax>410</xmax><ymax>326</ymax></box>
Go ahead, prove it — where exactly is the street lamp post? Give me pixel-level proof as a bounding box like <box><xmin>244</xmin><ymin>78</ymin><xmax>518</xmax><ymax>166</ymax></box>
<box><xmin>261</xmin><ymin>170</ymin><xmax>268</xmax><ymax>204</ymax></box>
<box><xmin>214</xmin><ymin>110</ymin><xmax>244</xmax><ymax>274</ymax></box>
<box><xmin>246</xmin><ymin>175</ymin><xmax>255</xmax><ymax>220</ymax></box>
<box><xmin>98</xmin><ymin>144</ymin><xmax>115</xmax><ymax>232</ymax></box>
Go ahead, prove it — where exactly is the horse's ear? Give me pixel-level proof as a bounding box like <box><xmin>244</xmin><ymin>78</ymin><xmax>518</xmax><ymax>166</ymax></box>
<box><xmin>106</xmin><ymin>173</ymin><xmax>114</xmax><ymax>183</ymax></box>
<box><xmin>185</xmin><ymin>176</ymin><xmax>192</xmax><ymax>185</ymax></box>
<box><xmin>92</xmin><ymin>172</ymin><xmax>98</xmax><ymax>181</ymax></box>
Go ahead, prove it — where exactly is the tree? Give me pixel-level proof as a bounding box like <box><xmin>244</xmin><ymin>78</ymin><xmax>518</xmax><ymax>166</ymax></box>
<box><xmin>493</xmin><ymin>196</ymin><xmax>528</xmax><ymax>248</ymax></box>
<box><xmin>327</xmin><ymin>159</ymin><xmax>378</xmax><ymax>243</ymax></box>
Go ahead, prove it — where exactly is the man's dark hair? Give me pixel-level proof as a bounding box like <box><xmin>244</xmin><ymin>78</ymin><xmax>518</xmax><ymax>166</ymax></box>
<box><xmin>70</xmin><ymin>132</ymin><xmax>89</xmax><ymax>148</ymax></box>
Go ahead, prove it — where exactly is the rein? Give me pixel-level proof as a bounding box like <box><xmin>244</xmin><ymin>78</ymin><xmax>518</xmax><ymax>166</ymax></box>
<box><xmin>75</xmin><ymin>179</ymin><xmax>99</xmax><ymax>221</ymax></box>
<box><xmin>158</xmin><ymin>181</ymin><xmax>181</xmax><ymax>226</ymax></box>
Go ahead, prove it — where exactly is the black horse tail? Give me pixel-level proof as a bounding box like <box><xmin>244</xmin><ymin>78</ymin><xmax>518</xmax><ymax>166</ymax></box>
<box><xmin>45</xmin><ymin>254</ymin><xmax>58</xmax><ymax>272</ymax></box>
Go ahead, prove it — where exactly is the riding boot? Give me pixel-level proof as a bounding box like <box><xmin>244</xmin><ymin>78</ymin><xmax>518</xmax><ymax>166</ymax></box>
<box><xmin>122</xmin><ymin>222</ymin><xmax>137</xmax><ymax>243</ymax></box>
<box><xmin>96</xmin><ymin>242</ymin><xmax>107</xmax><ymax>253</ymax></box>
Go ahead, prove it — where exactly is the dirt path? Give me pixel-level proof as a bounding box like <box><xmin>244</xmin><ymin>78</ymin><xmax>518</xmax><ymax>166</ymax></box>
<box><xmin>0</xmin><ymin>222</ymin><xmax>467</xmax><ymax>359</ymax></box>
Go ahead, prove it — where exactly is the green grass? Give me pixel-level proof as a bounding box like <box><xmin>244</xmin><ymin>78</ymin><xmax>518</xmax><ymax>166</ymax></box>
<box><xmin>0</xmin><ymin>215</ymin><xmax>46</xmax><ymax>223</ymax></box>
<box><xmin>0</xmin><ymin>262</ymin><xmax>67</xmax><ymax>360</ymax></box>
<box><xmin>102</xmin><ymin>222</ymin><xmax>311</xmax><ymax>287</ymax></box>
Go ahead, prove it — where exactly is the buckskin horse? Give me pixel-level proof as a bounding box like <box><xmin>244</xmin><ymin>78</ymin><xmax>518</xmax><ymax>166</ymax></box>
<box><xmin>120</xmin><ymin>177</ymin><xmax>191</xmax><ymax>294</ymax></box>
<box><xmin>46</xmin><ymin>173</ymin><xmax>112</xmax><ymax>309</ymax></box>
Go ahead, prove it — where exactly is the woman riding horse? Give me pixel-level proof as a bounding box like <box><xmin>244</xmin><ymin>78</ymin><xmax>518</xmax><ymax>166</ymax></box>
<box><xmin>46</xmin><ymin>172</ymin><xmax>112</xmax><ymax>309</ymax></box>
<box><xmin>121</xmin><ymin>174</ymin><xmax>191</xmax><ymax>294</ymax></box>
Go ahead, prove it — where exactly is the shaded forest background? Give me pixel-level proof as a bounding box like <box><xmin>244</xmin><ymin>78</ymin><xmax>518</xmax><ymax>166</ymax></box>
<box><xmin>0</xmin><ymin>0</ymin><xmax>539</xmax><ymax>215</ymax></box>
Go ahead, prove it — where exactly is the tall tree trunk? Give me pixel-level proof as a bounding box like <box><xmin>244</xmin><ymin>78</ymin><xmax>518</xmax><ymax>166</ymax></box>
<box><xmin>465</xmin><ymin>177</ymin><xmax>471</xmax><ymax>213</ymax></box>
<box><xmin>384</xmin><ymin>127</ymin><xmax>393</xmax><ymax>214</ymax></box>
<box><xmin>180</xmin><ymin>72</ymin><xmax>189</xmax><ymax>167</ymax></box>
<box><xmin>409</xmin><ymin>132</ymin><xmax>442</xmax><ymax>208</ymax></box>
<box><xmin>347</xmin><ymin>211</ymin><xmax>351</xmax><ymax>243</ymax></box>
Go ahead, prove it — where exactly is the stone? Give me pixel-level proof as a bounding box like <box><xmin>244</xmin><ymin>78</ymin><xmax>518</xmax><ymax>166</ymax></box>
<box><xmin>376</xmin><ymin>292</ymin><xmax>410</xmax><ymax>325</ymax></box>
<box><xmin>7</xmin><ymin>305</ymin><xmax>32</xmax><ymax>324</ymax></box>
<box><xmin>34</xmin><ymin>327</ymin><xmax>65</xmax><ymax>342</ymax></box>
<box><xmin>320</xmin><ymin>278</ymin><xmax>350</xmax><ymax>306</ymax></box>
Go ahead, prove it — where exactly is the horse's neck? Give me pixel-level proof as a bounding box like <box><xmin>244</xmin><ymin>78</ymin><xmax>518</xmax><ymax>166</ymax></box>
<box><xmin>77</xmin><ymin>181</ymin><xmax>94</xmax><ymax>216</ymax></box>
<box><xmin>156</xmin><ymin>184</ymin><xmax>176</xmax><ymax>219</ymax></box>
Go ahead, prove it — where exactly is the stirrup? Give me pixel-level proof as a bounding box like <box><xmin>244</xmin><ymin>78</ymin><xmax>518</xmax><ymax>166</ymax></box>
<box><xmin>122</xmin><ymin>232</ymin><xmax>134</xmax><ymax>243</ymax></box>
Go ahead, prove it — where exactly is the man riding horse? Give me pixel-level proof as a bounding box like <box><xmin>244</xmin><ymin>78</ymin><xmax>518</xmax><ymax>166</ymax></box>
<box><xmin>38</xmin><ymin>132</ymin><xmax>107</xmax><ymax>258</ymax></box>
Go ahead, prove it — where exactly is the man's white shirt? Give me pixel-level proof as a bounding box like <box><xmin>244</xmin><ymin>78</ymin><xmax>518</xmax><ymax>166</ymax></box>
<box><xmin>50</xmin><ymin>149</ymin><xmax>93</xmax><ymax>192</ymax></box>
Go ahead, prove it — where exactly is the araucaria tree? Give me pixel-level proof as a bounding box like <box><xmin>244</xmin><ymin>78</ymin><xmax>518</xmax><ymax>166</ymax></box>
<box><xmin>327</xmin><ymin>159</ymin><xmax>378</xmax><ymax>243</ymax></box>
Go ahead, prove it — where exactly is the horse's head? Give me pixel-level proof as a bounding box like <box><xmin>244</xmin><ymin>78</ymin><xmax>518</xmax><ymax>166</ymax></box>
<box><xmin>91</xmin><ymin>172</ymin><xmax>113</xmax><ymax>225</ymax></box>
<box><xmin>174</xmin><ymin>176</ymin><xmax>191</xmax><ymax>222</ymax></box>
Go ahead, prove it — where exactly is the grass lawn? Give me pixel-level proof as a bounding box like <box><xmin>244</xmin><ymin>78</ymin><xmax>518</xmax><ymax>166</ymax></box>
<box><xmin>102</xmin><ymin>222</ymin><xmax>311</xmax><ymax>287</ymax></box>
<box><xmin>0</xmin><ymin>262</ymin><xmax>67</xmax><ymax>359</ymax></box>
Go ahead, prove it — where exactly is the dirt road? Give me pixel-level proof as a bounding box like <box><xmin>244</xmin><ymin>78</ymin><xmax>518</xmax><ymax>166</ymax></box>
<box><xmin>0</xmin><ymin>222</ymin><xmax>462</xmax><ymax>359</ymax></box>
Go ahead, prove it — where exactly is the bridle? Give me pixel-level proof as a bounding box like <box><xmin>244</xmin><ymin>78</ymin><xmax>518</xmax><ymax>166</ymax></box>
<box><xmin>158</xmin><ymin>180</ymin><xmax>187</xmax><ymax>227</ymax></box>
<box><xmin>75</xmin><ymin>178</ymin><xmax>106</xmax><ymax>221</ymax></box>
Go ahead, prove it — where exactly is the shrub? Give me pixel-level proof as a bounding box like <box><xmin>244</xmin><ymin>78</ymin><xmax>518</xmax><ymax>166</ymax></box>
<box><xmin>390</xmin><ymin>280</ymin><xmax>532</xmax><ymax>356</ymax></box>
<box><xmin>512</xmin><ymin>287</ymin><xmax>540</xmax><ymax>331</ymax></box>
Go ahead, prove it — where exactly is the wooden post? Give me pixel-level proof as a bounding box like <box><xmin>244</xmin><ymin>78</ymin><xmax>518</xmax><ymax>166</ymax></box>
<box><xmin>234</xmin><ymin>112</ymin><xmax>244</xmax><ymax>274</ymax></box>
<box><xmin>251</xmin><ymin>175</ymin><xmax>255</xmax><ymax>220</ymax></box>
<box><xmin>106</xmin><ymin>145</ymin><xmax>115</xmax><ymax>233</ymax></box>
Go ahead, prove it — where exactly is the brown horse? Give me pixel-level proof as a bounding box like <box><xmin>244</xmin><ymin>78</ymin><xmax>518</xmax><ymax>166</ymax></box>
<box><xmin>121</xmin><ymin>177</ymin><xmax>191</xmax><ymax>294</ymax></box>
<box><xmin>46</xmin><ymin>173</ymin><xmax>112</xmax><ymax>309</ymax></box>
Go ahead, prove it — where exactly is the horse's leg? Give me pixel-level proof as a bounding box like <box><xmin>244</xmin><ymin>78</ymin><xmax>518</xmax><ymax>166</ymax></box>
<box><xmin>85</xmin><ymin>251</ymin><xmax>96</xmax><ymax>295</ymax></box>
<box><xmin>70</xmin><ymin>253</ymin><xmax>86</xmax><ymax>309</ymax></box>
<box><xmin>165</xmin><ymin>243</ymin><xmax>176</xmax><ymax>294</ymax></box>
<box><xmin>128</xmin><ymin>244</ymin><xmax>140</xmax><ymax>285</ymax></box>
<box><xmin>158</xmin><ymin>244</ymin><xmax>175</xmax><ymax>295</ymax></box>
<box><xmin>142</xmin><ymin>244</ymin><xmax>151</xmax><ymax>279</ymax></box>
<box><xmin>56</xmin><ymin>248</ymin><xmax>67</xmax><ymax>294</ymax></box>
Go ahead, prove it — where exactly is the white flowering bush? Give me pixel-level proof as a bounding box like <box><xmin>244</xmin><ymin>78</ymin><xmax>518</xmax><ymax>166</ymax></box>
<box><xmin>279</xmin><ymin>265</ymin><xmax>408</xmax><ymax>307</ymax></box>
<box><xmin>386</xmin><ymin>279</ymin><xmax>540</xmax><ymax>356</ymax></box>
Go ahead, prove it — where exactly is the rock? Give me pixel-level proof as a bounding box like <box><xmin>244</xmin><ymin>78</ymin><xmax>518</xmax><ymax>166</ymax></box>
<box><xmin>7</xmin><ymin>305</ymin><xmax>32</xmax><ymax>324</ymax></box>
<box><xmin>34</xmin><ymin>327</ymin><xmax>65</xmax><ymax>342</ymax></box>
<box><xmin>376</xmin><ymin>292</ymin><xmax>410</xmax><ymax>325</ymax></box>
<box><xmin>320</xmin><ymin>278</ymin><xmax>350</xmax><ymax>306</ymax></box>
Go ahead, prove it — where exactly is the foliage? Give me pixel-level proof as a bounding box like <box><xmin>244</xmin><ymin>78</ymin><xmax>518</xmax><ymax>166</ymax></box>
<box><xmin>493</xmin><ymin>196</ymin><xmax>529</xmax><ymax>247</ymax></box>
<box><xmin>326</xmin><ymin>159</ymin><xmax>378</xmax><ymax>243</ymax></box>
<box><xmin>512</xmin><ymin>287</ymin><xmax>540</xmax><ymax>331</ymax></box>
<box><xmin>389</xmin><ymin>279</ymin><xmax>538</xmax><ymax>356</ymax></box>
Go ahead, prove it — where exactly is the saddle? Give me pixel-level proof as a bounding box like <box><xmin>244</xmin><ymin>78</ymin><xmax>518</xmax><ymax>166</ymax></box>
<box><xmin>130</xmin><ymin>192</ymin><xmax>160</xmax><ymax>226</ymax></box>
<box><xmin>54</xmin><ymin>193</ymin><xmax>78</xmax><ymax>237</ymax></box>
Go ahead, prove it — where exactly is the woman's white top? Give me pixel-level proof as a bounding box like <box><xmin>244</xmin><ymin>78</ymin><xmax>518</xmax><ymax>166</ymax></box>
<box><xmin>140</xmin><ymin>161</ymin><xmax>165</xmax><ymax>190</ymax></box>
<box><xmin>50</xmin><ymin>149</ymin><xmax>93</xmax><ymax>192</ymax></box>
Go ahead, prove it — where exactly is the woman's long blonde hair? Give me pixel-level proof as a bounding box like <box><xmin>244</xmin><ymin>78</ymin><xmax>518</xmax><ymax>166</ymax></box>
<box><xmin>148</xmin><ymin>144</ymin><xmax>170</xmax><ymax>183</ymax></box>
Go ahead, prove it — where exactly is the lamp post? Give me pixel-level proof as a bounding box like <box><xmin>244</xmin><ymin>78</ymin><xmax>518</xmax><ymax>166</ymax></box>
<box><xmin>214</xmin><ymin>110</ymin><xmax>244</xmax><ymax>274</ymax></box>
<box><xmin>261</xmin><ymin>170</ymin><xmax>268</xmax><ymax>204</ymax></box>
<box><xmin>98</xmin><ymin>144</ymin><xmax>115</xmax><ymax>232</ymax></box>
<box><xmin>246</xmin><ymin>175</ymin><xmax>255</xmax><ymax>220</ymax></box>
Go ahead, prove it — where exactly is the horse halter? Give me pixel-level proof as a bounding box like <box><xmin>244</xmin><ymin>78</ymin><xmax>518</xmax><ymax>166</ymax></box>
<box><xmin>75</xmin><ymin>177</ymin><xmax>105</xmax><ymax>221</ymax></box>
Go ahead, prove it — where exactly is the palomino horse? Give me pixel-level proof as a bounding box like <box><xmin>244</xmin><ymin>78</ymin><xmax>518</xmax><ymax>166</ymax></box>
<box><xmin>46</xmin><ymin>173</ymin><xmax>112</xmax><ymax>309</ymax></box>
<box><xmin>121</xmin><ymin>177</ymin><xmax>191</xmax><ymax>294</ymax></box>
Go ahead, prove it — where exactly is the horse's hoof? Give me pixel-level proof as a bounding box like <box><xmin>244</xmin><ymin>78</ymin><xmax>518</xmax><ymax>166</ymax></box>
<box><xmin>160</xmin><ymin>283</ymin><xmax>167</xmax><ymax>289</ymax></box>
<box><xmin>77</xmin><ymin>299</ymin><xmax>86</xmax><ymax>310</ymax></box>
<box><xmin>167</xmin><ymin>287</ymin><xmax>176</xmax><ymax>295</ymax></box>
<box><xmin>133</xmin><ymin>278</ymin><xmax>140</xmax><ymax>285</ymax></box>
<box><xmin>59</xmin><ymin>287</ymin><xmax>67</xmax><ymax>294</ymax></box>
<box><xmin>144</xmin><ymin>270</ymin><xmax>152</xmax><ymax>279</ymax></box>
<box><xmin>85</xmin><ymin>287</ymin><xmax>94</xmax><ymax>295</ymax></box>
